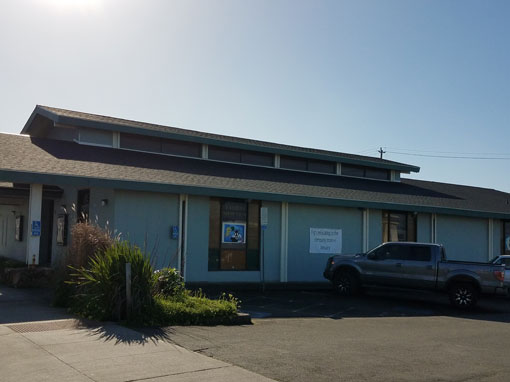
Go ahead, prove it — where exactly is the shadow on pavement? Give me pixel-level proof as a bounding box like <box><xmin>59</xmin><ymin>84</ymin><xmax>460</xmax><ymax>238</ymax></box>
<box><xmin>88</xmin><ymin>323</ymin><xmax>175</xmax><ymax>345</ymax></box>
<box><xmin>224</xmin><ymin>288</ymin><xmax>510</xmax><ymax>324</ymax></box>
<box><xmin>0</xmin><ymin>284</ymin><xmax>176</xmax><ymax>346</ymax></box>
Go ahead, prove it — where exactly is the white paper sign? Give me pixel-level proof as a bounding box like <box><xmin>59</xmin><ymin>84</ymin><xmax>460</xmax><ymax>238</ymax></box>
<box><xmin>260</xmin><ymin>207</ymin><xmax>268</xmax><ymax>228</ymax></box>
<box><xmin>309</xmin><ymin>228</ymin><xmax>342</xmax><ymax>254</ymax></box>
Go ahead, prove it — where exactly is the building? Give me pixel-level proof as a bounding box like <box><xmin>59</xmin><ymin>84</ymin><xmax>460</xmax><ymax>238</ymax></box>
<box><xmin>0</xmin><ymin>105</ymin><xmax>509</xmax><ymax>285</ymax></box>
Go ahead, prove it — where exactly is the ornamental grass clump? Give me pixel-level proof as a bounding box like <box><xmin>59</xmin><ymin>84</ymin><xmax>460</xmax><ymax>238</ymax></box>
<box><xmin>69</xmin><ymin>241</ymin><xmax>155</xmax><ymax>322</ymax></box>
<box><xmin>54</xmin><ymin>222</ymin><xmax>115</xmax><ymax>307</ymax></box>
<box><xmin>68</xmin><ymin>221</ymin><xmax>114</xmax><ymax>268</ymax></box>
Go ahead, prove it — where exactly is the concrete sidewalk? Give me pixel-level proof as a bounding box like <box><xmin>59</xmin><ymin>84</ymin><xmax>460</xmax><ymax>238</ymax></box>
<box><xmin>0</xmin><ymin>286</ymin><xmax>275</xmax><ymax>382</ymax></box>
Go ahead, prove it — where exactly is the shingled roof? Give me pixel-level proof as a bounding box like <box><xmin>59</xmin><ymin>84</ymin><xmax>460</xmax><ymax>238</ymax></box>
<box><xmin>21</xmin><ymin>105</ymin><xmax>420</xmax><ymax>173</ymax></box>
<box><xmin>0</xmin><ymin>133</ymin><xmax>508</xmax><ymax>219</ymax></box>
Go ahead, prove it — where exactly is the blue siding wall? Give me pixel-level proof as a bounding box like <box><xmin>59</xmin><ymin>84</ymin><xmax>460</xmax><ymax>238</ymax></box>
<box><xmin>184</xmin><ymin>195</ymin><xmax>209</xmax><ymax>282</ymax></box>
<box><xmin>437</xmin><ymin>215</ymin><xmax>488</xmax><ymax>262</ymax></box>
<box><xmin>417</xmin><ymin>213</ymin><xmax>432</xmax><ymax>242</ymax></box>
<box><xmin>260</xmin><ymin>201</ymin><xmax>281</xmax><ymax>282</ymax></box>
<box><xmin>89</xmin><ymin>188</ymin><xmax>115</xmax><ymax>229</ymax></box>
<box><xmin>114</xmin><ymin>190</ymin><xmax>179</xmax><ymax>270</ymax></box>
<box><xmin>287</xmin><ymin>203</ymin><xmax>362</xmax><ymax>282</ymax></box>
<box><xmin>368</xmin><ymin>209</ymin><xmax>382</xmax><ymax>250</ymax></box>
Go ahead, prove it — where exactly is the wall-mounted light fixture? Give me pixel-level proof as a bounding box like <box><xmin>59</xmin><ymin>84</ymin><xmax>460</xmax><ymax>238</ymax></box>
<box><xmin>101</xmin><ymin>199</ymin><xmax>109</xmax><ymax>207</ymax></box>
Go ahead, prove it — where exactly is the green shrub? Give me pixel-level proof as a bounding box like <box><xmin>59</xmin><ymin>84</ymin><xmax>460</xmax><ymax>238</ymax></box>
<box><xmin>150</xmin><ymin>291</ymin><xmax>239</xmax><ymax>326</ymax></box>
<box><xmin>154</xmin><ymin>268</ymin><xmax>185</xmax><ymax>298</ymax></box>
<box><xmin>69</xmin><ymin>241</ymin><xmax>155</xmax><ymax>322</ymax></box>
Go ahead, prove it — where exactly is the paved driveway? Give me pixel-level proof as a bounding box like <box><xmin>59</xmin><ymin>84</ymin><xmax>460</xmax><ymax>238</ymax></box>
<box><xmin>153</xmin><ymin>288</ymin><xmax>510</xmax><ymax>382</ymax></box>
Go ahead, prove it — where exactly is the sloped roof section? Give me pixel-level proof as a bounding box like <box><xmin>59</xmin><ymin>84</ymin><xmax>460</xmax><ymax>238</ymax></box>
<box><xmin>0</xmin><ymin>133</ymin><xmax>508</xmax><ymax>218</ymax></box>
<box><xmin>21</xmin><ymin>105</ymin><xmax>420</xmax><ymax>173</ymax></box>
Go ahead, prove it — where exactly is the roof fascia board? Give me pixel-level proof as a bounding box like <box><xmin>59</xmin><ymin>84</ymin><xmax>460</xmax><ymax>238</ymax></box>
<box><xmin>52</xmin><ymin>114</ymin><xmax>419</xmax><ymax>173</ymax></box>
<box><xmin>21</xmin><ymin>106</ymin><xmax>60</xmax><ymax>134</ymax></box>
<box><xmin>0</xmin><ymin>169</ymin><xmax>507</xmax><ymax>220</ymax></box>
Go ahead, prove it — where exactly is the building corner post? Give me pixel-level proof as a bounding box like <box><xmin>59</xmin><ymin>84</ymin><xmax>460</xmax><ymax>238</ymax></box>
<box><xmin>27</xmin><ymin>184</ymin><xmax>43</xmax><ymax>265</ymax></box>
<box><xmin>280</xmin><ymin>202</ymin><xmax>288</xmax><ymax>282</ymax></box>
<box><xmin>362</xmin><ymin>209</ymin><xmax>370</xmax><ymax>252</ymax></box>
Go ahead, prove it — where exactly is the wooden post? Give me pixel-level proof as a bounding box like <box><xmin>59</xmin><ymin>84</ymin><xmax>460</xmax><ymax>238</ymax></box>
<box><xmin>126</xmin><ymin>263</ymin><xmax>132</xmax><ymax>319</ymax></box>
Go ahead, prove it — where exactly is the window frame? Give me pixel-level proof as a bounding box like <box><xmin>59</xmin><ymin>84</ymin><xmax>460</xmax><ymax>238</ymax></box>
<box><xmin>208</xmin><ymin>198</ymin><xmax>261</xmax><ymax>271</ymax></box>
<box><xmin>382</xmin><ymin>210</ymin><xmax>417</xmax><ymax>243</ymax></box>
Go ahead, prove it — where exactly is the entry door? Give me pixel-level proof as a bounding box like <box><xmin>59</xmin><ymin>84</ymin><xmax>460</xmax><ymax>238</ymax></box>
<box><xmin>38</xmin><ymin>199</ymin><xmax>54</xmax><ymax>266</ymax></box>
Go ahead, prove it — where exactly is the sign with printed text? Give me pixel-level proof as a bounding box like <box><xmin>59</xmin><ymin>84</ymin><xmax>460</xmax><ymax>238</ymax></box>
<box><xmin>31</xmin><ymin>220</ymin><xmax>41</xmax><ymax>237</ymax></box>
<box><xmin>171</xmin><ymin>225</ymin><xmax>179</xmax><ymax>240</ymax></box>
<box><xmin>309</xmin><ymin>228</ymin><xmax>342</xmax><ymax>254</ymax></box>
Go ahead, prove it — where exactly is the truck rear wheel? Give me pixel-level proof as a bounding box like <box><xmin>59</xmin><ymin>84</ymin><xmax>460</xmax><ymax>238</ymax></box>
<box><xmin>448</xmin><ymin>283</ymin><xmax>478</xmax><ymax>309</ymax></box>
<box><xmin>333</xmin><ymin>271</ymin><xmax>360</xmax><ymax>296</ymax></box>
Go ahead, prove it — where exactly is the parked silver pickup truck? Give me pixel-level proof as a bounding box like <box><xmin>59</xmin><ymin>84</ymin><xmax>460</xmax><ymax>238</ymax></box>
<box><xmin>323</xmin><ymin>242</ymin><xmax>507</xmax><ymax>308</ymax></box>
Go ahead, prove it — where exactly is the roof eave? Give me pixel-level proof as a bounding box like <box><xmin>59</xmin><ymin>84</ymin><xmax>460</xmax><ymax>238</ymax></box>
<box><xmin>0</xmin><ymin>168</ymin><xmax>506</xmax><ymax>219</ymax></box>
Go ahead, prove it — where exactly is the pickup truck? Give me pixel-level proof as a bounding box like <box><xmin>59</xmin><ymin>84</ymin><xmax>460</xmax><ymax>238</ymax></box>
<box><xmin>323</xmin><ymin>242</ymin><xmax>507</xmax><ymax>308</ymax></box>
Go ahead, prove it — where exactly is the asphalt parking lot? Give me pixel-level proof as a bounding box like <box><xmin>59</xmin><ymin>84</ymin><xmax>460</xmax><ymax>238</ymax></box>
<box><xmin>149</xmin><ymin>288</ymin><xmax>510</xmax><ymax>382</ymax></box>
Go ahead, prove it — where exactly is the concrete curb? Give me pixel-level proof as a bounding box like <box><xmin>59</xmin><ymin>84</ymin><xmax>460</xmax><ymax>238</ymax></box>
<box><xmin>233</xmin><ymin>312</ymin><xmax>252</xmax><ymax>325</ymax></box>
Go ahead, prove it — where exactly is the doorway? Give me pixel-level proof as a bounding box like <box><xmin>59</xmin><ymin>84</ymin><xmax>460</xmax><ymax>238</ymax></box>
<box><xmin>38</xmin><ymin>199</ymin><xmax>54</xmax><ymax>266</ymax></box>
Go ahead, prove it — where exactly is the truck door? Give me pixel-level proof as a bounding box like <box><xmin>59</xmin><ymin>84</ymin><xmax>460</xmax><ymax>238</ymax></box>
<box><xmin>362</xmin><ymin>244</ymin><xmax>408</xmax><ymax>287</ymax></box>
<box><xmin>400</xmin><ymin>245</ymin><xmax>436</xmax><ymax>289</ymax></box>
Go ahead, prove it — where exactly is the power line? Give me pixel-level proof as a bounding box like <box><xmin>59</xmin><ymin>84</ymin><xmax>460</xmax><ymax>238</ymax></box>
<box><xmin>385</xmin><ymin>147</ymin><xmax>510</xmax><ymax>156</ymax></box>
<box><xmin>386</xmin><ymin>151</ymin><xmax>510</xmax><ymax>160</ymax></box>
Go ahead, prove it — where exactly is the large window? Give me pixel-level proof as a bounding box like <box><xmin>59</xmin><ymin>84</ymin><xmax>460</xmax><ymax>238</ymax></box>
<box><xmin>208</xmin><ymin>146</ymin><xmax>274</xmax><ymax>167</ymax></box>
<box><xmin>120</xmin><ymin>133</ymin><xmax>201</xmax><ymax>158</ymax></box>
<box><xmin>280</xmin><ymin>155</ymin><xmax>336</xmax><ymax>174</ymax></box>
<box><xmin>382</xmin><ymin>211</ymin><xmax>416</xmax><ymax>242</ymax></box>
<box><xmin>342</xmin><ymin>164</ymin><xmax>390</xmax><ymax>180</ymax></box>
<box><xmin>208</xmin><ymin>198</ymin><xmax>260</xmax><ymax>271</ymax></box>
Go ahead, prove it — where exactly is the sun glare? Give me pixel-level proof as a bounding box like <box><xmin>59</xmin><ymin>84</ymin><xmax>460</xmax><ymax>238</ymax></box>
<box><xmin>38</xmin><ymin>0</ymin><xmax>103</xmax><ymax>12</ymax></box>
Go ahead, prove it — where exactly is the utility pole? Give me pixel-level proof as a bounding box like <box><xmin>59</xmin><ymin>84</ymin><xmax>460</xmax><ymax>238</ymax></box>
<box><xmin>378</xmin><ymin>147</ymin><xmax>386</xmax><ymax>159</ymax></box>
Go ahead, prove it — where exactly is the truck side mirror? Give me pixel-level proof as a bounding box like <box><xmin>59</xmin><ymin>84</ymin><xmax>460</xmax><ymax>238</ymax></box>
<box><xmin>367</xmin><ymin>253</ymin><xmax>377</xmax><ymax>260</ymax></box>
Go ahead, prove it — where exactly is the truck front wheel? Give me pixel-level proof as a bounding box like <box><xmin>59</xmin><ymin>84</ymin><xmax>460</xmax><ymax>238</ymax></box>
<box><xmin>448</xmin><ymin>283</ymin><xmax>478</xmax><ymax>309</ymax></box>
<box><xmin>333</xmin><ymin>271</ymin><xmax>360</xmax><ymax>296</ymax></box>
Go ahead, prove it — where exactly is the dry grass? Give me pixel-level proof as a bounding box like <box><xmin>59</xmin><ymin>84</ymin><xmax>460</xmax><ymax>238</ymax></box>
<box><xmin>67</xmin><ymin>222</ymin><xmax>114</xmax><ymax>267</ymax></box>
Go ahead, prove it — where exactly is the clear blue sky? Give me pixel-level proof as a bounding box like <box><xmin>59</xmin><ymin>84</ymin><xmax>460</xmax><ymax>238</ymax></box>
<box><xmin>1</xmin><ymin>0</ymin><xmax>509</xmax><ymax>191</ymax></box>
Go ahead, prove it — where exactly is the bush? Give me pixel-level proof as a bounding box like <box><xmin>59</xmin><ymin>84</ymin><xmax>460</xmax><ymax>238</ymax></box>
<box><xmin>150</xmin><ymin>291</ymin><xmax>239</xmax><ymax>326</ymax></box>
<box><xmin>154</xmin><ymin>268</ymin><xmax>185</xmax><ymax>298</ymax></box>
<box><xmin>69</xmin><ymin>241</ymin><xmax>155</xmax><ymax>322</ymax></box>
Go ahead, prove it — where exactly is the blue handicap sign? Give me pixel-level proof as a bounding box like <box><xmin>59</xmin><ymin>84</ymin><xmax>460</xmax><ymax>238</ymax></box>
<box><xmin>31</xmin><ymin>221</ymin><xmax>41</xmax><ymax>236</ymax></box>
<box><xmin>171</xmin><ymin>225</ymin><xmax>179</xmax><ymax>239</ymax></box>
